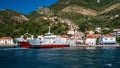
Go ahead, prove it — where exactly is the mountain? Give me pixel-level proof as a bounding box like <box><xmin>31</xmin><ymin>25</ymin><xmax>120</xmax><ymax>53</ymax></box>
<box><xmin>0</xmin><ymin>9</ymin><xmax>29</xmax><ymax>25</ymax></box>
<box><xmin>0</xmin><ymin>8</ymin><xmax>68</xmax><ymax>38</ymax></box>
<box><xmin>0</xmin><ymin>0</ymin><xmax>120</xmax><ymax>37</ymax></box>
<box><xmin>50</xmin><ymin>0</ymin><xmax>120</xmax><ymax>32</ymax></box>
<box><xmin>50</xmin><ymin>0</ymin><xmax>120</xmax><ymax>12</ymax></box>
<box><xmin>58</xmin><ymin>3</ymin><xmax>120</xmax><ymax>16</ymax></box>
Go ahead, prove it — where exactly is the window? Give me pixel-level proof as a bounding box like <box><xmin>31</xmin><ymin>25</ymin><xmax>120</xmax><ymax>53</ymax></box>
<box><xmin>105</xmin><ymin>38</ymin><xmax>107</xmax><ymax>40</ymax></box>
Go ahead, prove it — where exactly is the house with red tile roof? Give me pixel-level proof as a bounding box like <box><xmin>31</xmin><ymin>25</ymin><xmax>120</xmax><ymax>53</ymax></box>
<box><xmin>85</xmin><ymin>34</ymin><xmax>101</xmax><ymax>45</ymax></box>
<box><xmin>98</xmin><ymin>34</ymin><xmax>116</xmax><ymax>45</ymax></box>
<box><xmin>86</xmin><ymin>34</ymin><xmax>101</xmax><ymax>38</ymax></box>
<box><xmin>0</xmin><ymin>36</ymin><xmax>14</xmax><ymax>45</ymax></box>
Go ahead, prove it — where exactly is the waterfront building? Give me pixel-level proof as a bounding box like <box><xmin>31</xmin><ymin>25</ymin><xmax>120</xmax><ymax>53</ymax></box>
<box><xmin>85</xmin><ymin>34</ymin><xmax>101</xmax><ymax>45</ymax></box>
<box><xmin>0</xmin><ymin>37</ymin><xmax>14</xmax><ymax>45</ymax></box>
<box><xmin>98</xmin><ymin>34</ymin><xmax>116</xmax><ymax>45</ymax></box>
<box><xmin>85</xmin><ymin>37</ymin><xmax>96</xmax><ymax>45</ymax></box>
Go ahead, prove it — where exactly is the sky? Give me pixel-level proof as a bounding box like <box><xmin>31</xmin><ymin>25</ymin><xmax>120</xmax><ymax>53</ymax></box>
<box><xmin>0</xmin><ymin>0</ymin><xmax>58</xmax><ymax>14</ymax></box>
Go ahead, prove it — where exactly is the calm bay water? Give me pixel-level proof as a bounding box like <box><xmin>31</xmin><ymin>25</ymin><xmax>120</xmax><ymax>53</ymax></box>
<box><xmin>0</xmin><ymin>47</ymin><xmax>120</xmax><ymax>68</ymax></box>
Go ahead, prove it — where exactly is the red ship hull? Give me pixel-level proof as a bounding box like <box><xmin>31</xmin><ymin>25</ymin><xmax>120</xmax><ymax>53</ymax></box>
<box><xmin>18</xmin><ymin>42</ymin><xmax>69</xmax><ymax>48</ymax></box>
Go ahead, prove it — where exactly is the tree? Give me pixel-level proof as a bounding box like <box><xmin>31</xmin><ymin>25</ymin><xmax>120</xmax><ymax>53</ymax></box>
<box><xmin>116</xmin><ymin>36</ymin><xmax>120</xmax><ymax>44</ymax></box>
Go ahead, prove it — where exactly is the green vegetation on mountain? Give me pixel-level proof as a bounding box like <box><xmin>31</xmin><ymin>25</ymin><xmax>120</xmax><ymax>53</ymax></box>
<box><xmin>27</xmin><ymin>11</ymin><xmax>41</xmax><ymax>19</ymax></box>
<box><xmin>50</xmin><ymin>0</ymin><xmax>120</xmax><ymax>12</ymax></box>
<box><xmin>0</xmin><ymin>9</ymin><xmax>68</xmax><ymax>38</ymax></box>
<box><xmin>50</xmin><ymin>0</ymin><xmax>120</xmax><ymax>33</ymax></box>
<box><xmin>0</xmin><ymin>9</ymin><xmax>21</xmax><ymax>24</ymax></box>
<box><xmin>0</xmin><ymin>0</ymin><xmax>120</xmax><ymax>38</ymax></box>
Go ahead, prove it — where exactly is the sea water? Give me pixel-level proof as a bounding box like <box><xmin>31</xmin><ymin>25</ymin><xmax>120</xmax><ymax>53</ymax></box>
<box><xmin>0</xmin><ymin>47</ymin><xmax>120</xmax><ymax>68</ymax></box>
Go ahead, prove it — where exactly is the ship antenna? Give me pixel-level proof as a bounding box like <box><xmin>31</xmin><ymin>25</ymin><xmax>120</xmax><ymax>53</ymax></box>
<box><xmin>48</xmin><ymin>26</ymin><xmax>51</xmax><ymax>34</ymax></box>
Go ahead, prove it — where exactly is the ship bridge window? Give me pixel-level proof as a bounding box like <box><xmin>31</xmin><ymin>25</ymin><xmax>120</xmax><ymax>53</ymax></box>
<box><xmin>105</xmin><ymin>38</ymin><xmax>107</xmax><ymax>40</ymax></box>
<box><xmin>38</xmin><ymin>38</ymin><xmax>41</xmax><ymax>40</ymax></box>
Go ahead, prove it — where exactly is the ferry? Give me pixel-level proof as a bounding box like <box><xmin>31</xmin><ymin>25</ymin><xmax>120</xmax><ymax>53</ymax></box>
<box><xmin>16</xmin><ymin>28</ymin><xmax>69</xmax><ymax>48</ymax></box>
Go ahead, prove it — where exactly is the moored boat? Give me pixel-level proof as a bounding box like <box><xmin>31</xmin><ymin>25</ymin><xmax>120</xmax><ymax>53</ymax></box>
<box><xmin>18</xmin><ymin>41</ymin><xmax>69</xmax><ymax>48</ymax></box>
<box><xmin>17</xmin><ymin>31</ymin><xmax>69</xmax><ymax>48</ymax></box>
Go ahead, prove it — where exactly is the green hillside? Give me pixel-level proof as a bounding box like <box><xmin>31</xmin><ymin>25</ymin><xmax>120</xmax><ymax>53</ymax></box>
<box><xmin>0</xmin><ymin>9</ymin><xmax>22</xmax><ymax>24</ymax></box>
<box><xmin>0</xmin><ymin>9</ymin><xmax>68</xmax><ymax>38</ymax></box>
<box><xmin>50</xmin><ymin>0</ymin><xmax>120</xmax><ymax>32</ymax></box>
<box><xmin>0</xmin><ymin>0</ymin><xmax>120</xmax><ymax>38</ymax></box>
<box><xmin>59</xmin><ymin>8</ymin><xmax>120</xmax><ymax>31</ymax></box>
<box><xmin>50</xmin><ymin>0</ymin><xmax>120</xmax><ymax>12</ymax></box>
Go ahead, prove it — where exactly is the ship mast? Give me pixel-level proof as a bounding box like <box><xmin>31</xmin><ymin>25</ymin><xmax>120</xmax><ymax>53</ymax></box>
<box><xmin>48</xmin><ymin>26</ymin><xmax>51</xmax><ymax>34</ymax></box>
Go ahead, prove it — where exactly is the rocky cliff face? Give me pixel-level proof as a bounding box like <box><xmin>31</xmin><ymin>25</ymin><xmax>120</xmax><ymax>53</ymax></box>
<box><xmin>59</xmin><ymin>3</ymin><xmax>120</xmax><ymax>16</ymax></box>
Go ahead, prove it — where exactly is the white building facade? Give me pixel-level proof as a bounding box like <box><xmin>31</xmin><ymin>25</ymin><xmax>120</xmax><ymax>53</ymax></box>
<box><xmin>102</xmin><ymin>36</ymin><xmax>116</xmax><ymax>45</ymax></box>
<box><xmin>0</xmin><ymin>37</ymin><xmax>14</xmax><ymax>45</ymax></box>
<box><xmin>85</xmin><ymin>38</ymin><xmax>97</xmax><ymax>45</ymax></box>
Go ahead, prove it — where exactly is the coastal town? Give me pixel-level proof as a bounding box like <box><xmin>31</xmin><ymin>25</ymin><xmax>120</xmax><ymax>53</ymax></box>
<box><xmin>1</xmin><ymin>1</ymin><xmax>120</xmax><ymax>68</ymax></box>
<box><xmin>0</xmin><ymin>10</ymin><xmax>120</xmax><ymax>48</ymax></box>
<box><xmin>0</xmin><ymin>0</ymin><xmax>120</xmax><ymax>47</ymax></box>
<box><xmin>0</xmin><ymin>27</ymin><xmax>119</xmax><ymax>48</ymax></box>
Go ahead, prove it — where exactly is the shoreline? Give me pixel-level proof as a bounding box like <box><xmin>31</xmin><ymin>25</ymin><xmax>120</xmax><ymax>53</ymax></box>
<box><xmin>0</xmin><ymin>44</ymin><xmax>18</xmax><ymax>48</ymax></box>
<box><xmin>0</xmin><ymin>44</ymin><xmax>119</xmax><ymax>48</ymax></box>
<box><xmin>71</xmin><ymin>45</ymin><xmax>120</xmax><ymax>47</ymax></box>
